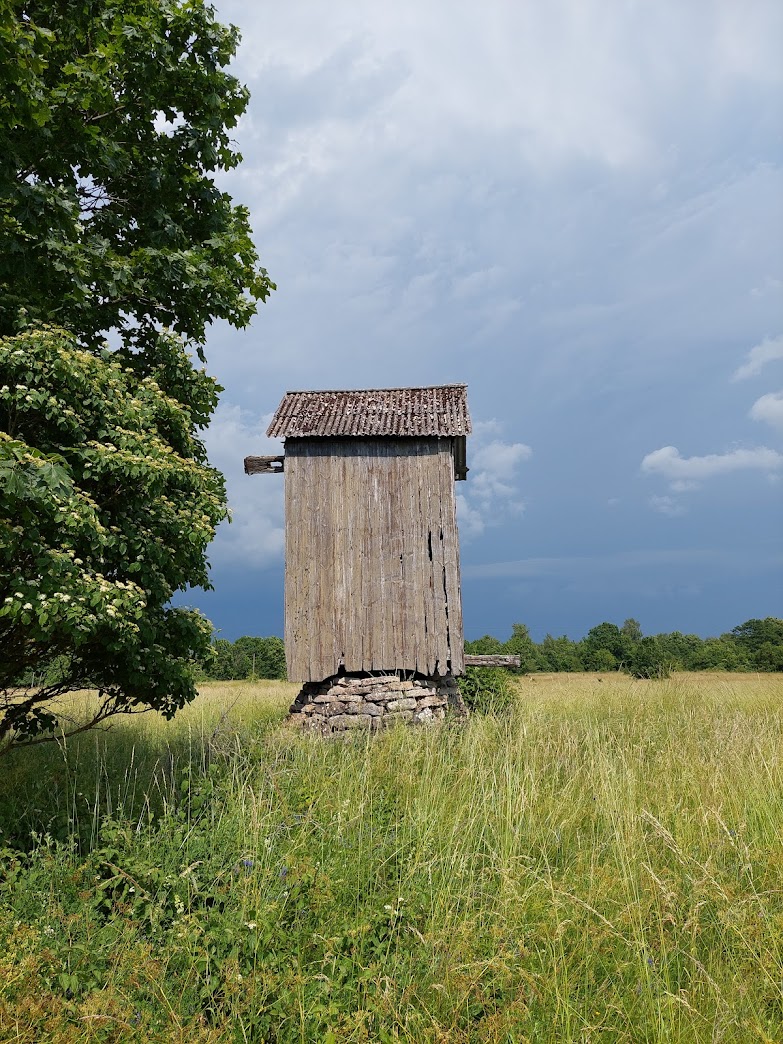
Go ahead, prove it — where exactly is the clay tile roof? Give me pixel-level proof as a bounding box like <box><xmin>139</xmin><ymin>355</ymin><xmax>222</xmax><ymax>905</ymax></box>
<box><xmin>266</xmin><ymin>385</ymin><xmax>471</xmax><ymax>439</ymax></box>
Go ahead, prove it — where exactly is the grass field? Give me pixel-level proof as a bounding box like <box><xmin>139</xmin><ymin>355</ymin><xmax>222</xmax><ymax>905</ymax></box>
<box><xmin>1</xmin><ymin>673</ymin><xmax>782</xmax><ymax>1042</ymax></box>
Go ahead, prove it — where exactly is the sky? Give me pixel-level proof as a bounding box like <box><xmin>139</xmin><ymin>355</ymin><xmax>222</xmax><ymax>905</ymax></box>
<box><xmin>182</xmin><ymin>0</ymin><xmax>782</xmax><ymax>644</ymax></box>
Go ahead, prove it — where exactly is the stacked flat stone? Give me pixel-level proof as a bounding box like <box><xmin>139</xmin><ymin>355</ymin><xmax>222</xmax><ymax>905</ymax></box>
<box><xmin>288</xmin><ymin>673</ymin><xmax>467</xmax><ymax>733</ymax></box>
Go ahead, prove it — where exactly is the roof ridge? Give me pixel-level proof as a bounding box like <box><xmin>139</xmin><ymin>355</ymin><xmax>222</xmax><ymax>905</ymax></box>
<box><xmin>266</xmin><ymin>385</ymin><xmax>471</xmax><ymax>439</ymax></box>
<box><xmin>282</xmin><ymin>383</ymin><xmax>467</xmax><ymax>395</ymax></box>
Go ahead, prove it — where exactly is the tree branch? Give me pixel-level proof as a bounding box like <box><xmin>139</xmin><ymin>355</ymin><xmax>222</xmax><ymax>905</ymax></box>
<box><xmin>0</xmin><ymin>694</ymin><xmax>151</xmax><ymax>759</ymax></box>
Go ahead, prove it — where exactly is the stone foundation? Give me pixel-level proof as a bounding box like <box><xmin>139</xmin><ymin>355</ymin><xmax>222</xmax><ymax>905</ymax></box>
<box><xmin>288</xmin><ymin>672</ymin><xmax>467</xmax><ymax>734</ymax></box>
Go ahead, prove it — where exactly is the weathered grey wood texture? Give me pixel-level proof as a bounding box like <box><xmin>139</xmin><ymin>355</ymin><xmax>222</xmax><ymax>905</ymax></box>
<box><xmin>244</xmin><ymin>455</ymin><xmax>285</xmax><ymax>474</ymax></box>
<box><xmin>284</xmin><ymin>437</ymin><xmax>464</xmax><ymax>682</ymax></box>
<box><xmin>464</xmin><ymin>655</ymin><xmax>521</xmax><ymax>667</ymax></box>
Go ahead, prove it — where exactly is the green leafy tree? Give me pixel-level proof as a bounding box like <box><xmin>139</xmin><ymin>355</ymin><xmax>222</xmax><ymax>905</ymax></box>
<box><xmin>580</xmin><ymin>622</ymin><xmax>634</xmax><ymax>671</ymax></box>
<box><xmin>0</xmin><ymin>0</ymin><xmax>274</xmax><ymax>751</ymax></box>
<box><xmin>728</xmin><ymin>618</ymin><xmax>783</xmax><ymax>671</ymax></box>
<box><xmin>209</xmin><ymin>638</ymin><xmax>244</xmax><ymax>681</ymax></box>
<box><xmin>0</xmin><ymin>327</ymin><xmax>225</xmax><ymax>750</ymax></box>
<box><xmin>626</xmin><ymin>637</ymin><xmax>674</xmax><ymax>680</ymax></box>
<box><xmin>755</xmin><ymin>641</ymin><xmax>783</xmax><ymax>672</ymax></box>
<box><xmin>233</xmin><ymin>636</ymin><xmax>287</xmax><ymax>680</ymax></box>
<box><xmin>578</xmin><ymin>645</ymin><xmax>618</xmax><ymax>672</ymax></box>
<box><xmin>538</xmin><ymin>634</ymin><xmax>583</xmax><ymax>672</ymax></box>
<box><xmin>690</xmin><ymin>637</ymin><xmax>750</xmax><ymax>672</ymax></box>
<box><xmin>256</xmin><ymin>636</ymin><xmax>287</xmax><ymax>680</ymax></box>
<box><xmin>655</xmin><ymin>631</ymin><xmax>705</xmax><ymax>671</ymax></box>
<box><xmin>200</xmin><ymin>636</ymin><xmax>288</xmax><ymax>681</ymax></box>
<box><xmin>465</xmin><ymin>634</ymin><xmax>505</xmax><ymax>656</ymax></box>
<box><xmin>503</xmin><ymin>623</ymin><xmax>542</xmax><ymax>674</ymax></box>
<box><xmin>0</xmin><ymin>0</ymin><xmax>273</xmax><ymax>357</ymax></box>
<box><xmin>620</xmin><ymin>617</ymin><xmax>643</xmax><ymax>643</ymax></box>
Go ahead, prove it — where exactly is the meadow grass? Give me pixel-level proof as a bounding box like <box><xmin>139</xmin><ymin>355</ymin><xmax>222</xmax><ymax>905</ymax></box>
<box><xmin>1</xmin><ymin>673</ymin><xmax>782</xmax><ymax>1042</ymax></box>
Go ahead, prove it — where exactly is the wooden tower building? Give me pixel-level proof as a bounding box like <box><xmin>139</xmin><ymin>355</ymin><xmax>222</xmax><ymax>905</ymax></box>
<box><xmin>245</xmin><ymin>385</ymin><xmax>472</xmax><ymax>729</ymax></box>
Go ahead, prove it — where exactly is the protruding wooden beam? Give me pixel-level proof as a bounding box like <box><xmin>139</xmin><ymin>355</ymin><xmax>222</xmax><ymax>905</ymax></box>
<box><xmin>454</xmin><ymin>435</ymin><xmax>469</xmax><ymax>481</ymax></box>
<box><xmin>244</xmin><ymin>455</ymin><xmax>285</xmax><ymax>475</ymax></box>
<box><xmin>464</xmin><ymin>654</ymin><xmax>521</xmax><ymax>668</ymax></box>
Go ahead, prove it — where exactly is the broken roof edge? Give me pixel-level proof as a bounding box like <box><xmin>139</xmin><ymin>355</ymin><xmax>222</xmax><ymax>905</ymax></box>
<box><xmin>266</xmin><ymin>384</ymin><xmax>472</xmax><ymax>440</ymax></box>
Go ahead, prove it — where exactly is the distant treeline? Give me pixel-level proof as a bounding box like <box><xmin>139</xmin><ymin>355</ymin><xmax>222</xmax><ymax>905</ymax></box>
<box><xmin>467</xmin><ymin>618</ymin><xmax>783</xmax><ymax>677</ymax></box>
<box><xmin>203</xmin><ymin>618</ymin><xmax>783</xmax><ymax>681</ymax></box>
<box><xmin>203</xmin><ymin>636</ymin><xmax>287</xmax><ymax>681</ymax></box>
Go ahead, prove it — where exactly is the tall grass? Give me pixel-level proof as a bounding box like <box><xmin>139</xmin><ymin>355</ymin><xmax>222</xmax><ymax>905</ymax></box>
<box><xmin>1</xmin><ymin>673</ymin><xmax>781</xmax><ymax>1042</ymax></box>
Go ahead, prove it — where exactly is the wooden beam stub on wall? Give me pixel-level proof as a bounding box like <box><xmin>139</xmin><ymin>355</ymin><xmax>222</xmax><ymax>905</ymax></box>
<box><xmin>464</xmin><ymin>654</ymin><xmax>521</xmax><ymax>668</ymax></box>
<box><xmin>244</xmin><ymin>455</ymin><xmax>285</xmax><ymax>475</ymax></box>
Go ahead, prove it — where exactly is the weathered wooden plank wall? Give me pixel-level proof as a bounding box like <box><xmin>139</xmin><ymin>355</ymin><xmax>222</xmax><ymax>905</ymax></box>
<box><xmin>284</xmin><ymin>438</ymin><xmax>464</xmax><ymax>682</ymax></box>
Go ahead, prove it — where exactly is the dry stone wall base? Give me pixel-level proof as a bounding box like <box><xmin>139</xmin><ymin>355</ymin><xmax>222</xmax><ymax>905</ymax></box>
<box><xmin>288</xmin><ymin>671</ymin><xmax>467</xmax><ymax>734</ymax></box>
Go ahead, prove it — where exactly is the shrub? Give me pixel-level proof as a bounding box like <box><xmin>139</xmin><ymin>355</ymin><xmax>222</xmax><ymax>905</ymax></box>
<box><xmin>458</xmin><ymin>666</ymin><xmax>516</xmax><ymax>714</ymax></box>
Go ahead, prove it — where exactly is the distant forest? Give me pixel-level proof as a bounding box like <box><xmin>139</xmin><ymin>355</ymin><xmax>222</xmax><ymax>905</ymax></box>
<box><xmin>203</xmin><ymin>618</ymin><xmax>783</xmax><ymax>681</ymax></box>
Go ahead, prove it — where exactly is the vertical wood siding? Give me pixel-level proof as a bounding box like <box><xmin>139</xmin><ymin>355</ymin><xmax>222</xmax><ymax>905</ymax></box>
<box><xmin>284</xmin><ymin>438</ymin><xmax>464</xmax><ymax>682</ymax></box>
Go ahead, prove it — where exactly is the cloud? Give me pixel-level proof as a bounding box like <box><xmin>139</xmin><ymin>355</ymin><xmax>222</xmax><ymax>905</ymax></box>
<box><xmin>203</xmin><ymin>403</ymin><xmax>285</xmax><ymax>568</ymax></box>
<box><xmin>188</xmin><ymin>1</ymin><xmax>783</xmax><ymax>638</ymax></box>
<box><xmin>203</xmin><ymin>0</ymin><xmax>783</xmax><ymax>410</ymax></box>
<box><xmin>231</xmin><ymin>0</ymin><xmax>782</xmax><ymax>176</ymax></box>
<box><xmin>649</xmin><ymin>495</ymin><xmax>686</xmax><ymax>517</ymax></box>
<box><xmin>641</xmin><ymin>444</ymin><xmax>783</xmax><ymax>482</ymax></box>
<box><xmin>750</xmin><ymin>276</ymin><xmax>782</xmax><ymax>299</ymax></box>
<box><xmin>731</xmin><ymin>334</ymin><xmax>783</xmax><ymax>381</ymax></box>
<box><xmin>750</xmin><ymin>391</ymin><xmax>783</xmax><ymax>433</ymax></box>
<box><xmin>457</xmin><ymin>422</ymin><xmax>532</xmax><ymax>538</ymax></box>
<box><xmin>454</xmin><ymin>494</ymin><xmax>486</xmax><ymax>540</ymax></box>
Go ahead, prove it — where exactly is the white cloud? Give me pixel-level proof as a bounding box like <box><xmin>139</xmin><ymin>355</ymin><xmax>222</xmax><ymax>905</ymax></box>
<box><xmin>750</xmin><ymin>276</ymin><xmax>782</xmax><ymax>299</ymax></box>
<box><xmin>750</xmin><ymin>390</ymin><xmax>783</xmax><ymax>433</ymax></box>
<box><xmin>228</xmin><ymin>0</ymin><xmax>781</xmax><ymax>176</ymax></box>
<box><xmin>648</xmin><ymin>494</ymin><xmax>686</xmax><ymax>517</ymax></box>
<box><xmin>731</xmin><ymin>333</ymin><xmax>783</xmax><ymax>381</ymax></box>
<box><xmin>456</xmin><ymin>423</ymin><xmax>532</xmax><ymax>538</ymax></box>
<box><xmin>472</xmin><ymin>439</ymin><xmax>532</xmax><ymax>483</ymax></box>
<box><xmin>201</xmin><ymin>0</ymin><xmax>783</xmax><ymax>410</ymax></box>
<box><xmin>641</xmin><ymin>444</ymin><xmax>783</xmax><ymax>482</ymax></box>
<box><xmin>454</xmin><ymin>493</ymin><xmax>486</xmax><ymax>539</ymax></box>
<box><xmin>153</xmin><ymin>111</ymin><xmax>186</xmax><ymax>135</ymax></box>
<box><xmin>203</xmin><ymin>403</ymin><xmax>285</xmax><ymax>567</ymax></box>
